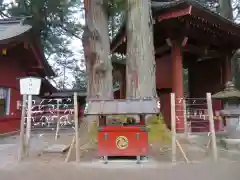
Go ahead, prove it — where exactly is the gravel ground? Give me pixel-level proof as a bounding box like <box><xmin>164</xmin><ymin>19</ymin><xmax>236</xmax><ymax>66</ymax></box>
<box><xmin>1</xmin><ymin>133</ymin><xmax>240</xmax><ymax>180</ymax></box>
<box><xmin>0</xmin><ymin>159</ymin><xmax>240</xmax><ymax>180</ymax></box>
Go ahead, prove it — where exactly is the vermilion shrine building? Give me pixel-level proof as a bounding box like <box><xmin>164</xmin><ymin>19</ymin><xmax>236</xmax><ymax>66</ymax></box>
<box><xmin>111</xmin><ymin>1</ymin><xmax>240</xmax><ymax>131</ymax></box>
<box><xmin>0</xmin><ymin>18</ymin><xmax>56</xmax><ymax>134</ymax></box>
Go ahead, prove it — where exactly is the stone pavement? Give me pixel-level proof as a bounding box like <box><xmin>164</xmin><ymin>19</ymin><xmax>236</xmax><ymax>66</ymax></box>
<box><xmin>0</xmin><ymin>159</ymin><xmax>240</xmax><ymax>180</ymax></box>
<box><xmin>0</xmin><ymin>133</ymin><xmax>240</xmax><ymax>180</ymax></box>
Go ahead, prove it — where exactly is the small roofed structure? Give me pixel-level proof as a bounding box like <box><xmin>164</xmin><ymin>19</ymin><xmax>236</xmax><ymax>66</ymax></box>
<box><xmin>0</xmin><ymin>17</ymin><xmax>56</xmax><ymax>134</ymax></box>
<box><xmin>43</xmin><ymin>87</ymin><xmax>122</xmax><ymax>102</ymax></box>
<box><xmin>84</xmin><ymin>98</ymin><xmax>160</xmax><ymax>163</ymax></box>
<box><xmin>85</xmin><ymin>98</ymin><xmax>160</xmax><ymax>115</ymax></box>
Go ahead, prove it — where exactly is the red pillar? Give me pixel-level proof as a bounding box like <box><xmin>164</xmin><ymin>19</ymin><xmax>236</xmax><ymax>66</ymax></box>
<box><xmin>171</xmin><ymin>41</ymin><xmax>184</xmax><ymax>132</ymax></box>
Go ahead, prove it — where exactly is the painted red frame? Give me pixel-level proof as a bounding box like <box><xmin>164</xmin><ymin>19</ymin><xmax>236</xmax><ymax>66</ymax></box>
<box><xmin>98</xmin><ymin>125</ymin><xmax>148</xmax><ymax>157</ymax></box>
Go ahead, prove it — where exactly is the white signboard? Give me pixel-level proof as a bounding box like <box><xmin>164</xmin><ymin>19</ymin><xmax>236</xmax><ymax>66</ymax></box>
<box><xmin>20</xmin><ymin>77</ymin><xmax>42</xmax><ymax>95</ymax></box>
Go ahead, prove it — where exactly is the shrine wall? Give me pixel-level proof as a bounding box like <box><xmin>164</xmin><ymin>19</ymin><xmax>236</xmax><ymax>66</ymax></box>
<box><xmin>0</xmin><ymin>56</ymin><xmax>26</xmax><ymax>134</ymax></box>
<box><xmin>189</xmin><ymin>59</ymin><xmax>223</xmax><ymax>108</ymax></box>
<box><xmin>188</xmin><ymin>59</ymin><xmax>224</xmax><ymax>132</ymax></box>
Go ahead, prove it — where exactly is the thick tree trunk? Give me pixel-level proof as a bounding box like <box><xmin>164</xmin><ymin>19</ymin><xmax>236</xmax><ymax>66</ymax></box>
<box><xmin>83</xmin><ymin>0</ymin><xmax>95</xmax><ymax>99</ymax></box>
<box><xmin>83</xmin><ymin>0</ymin><xmax>113</xmax><ymax>131</ymax></box>
<box><xmin>126</xmin><ymin>0</ymin><xmax>156</xmax><ymax>98</ymax></box>
<box><xmin>83</xmin><ymin>0</ymin><xmax>113</xmax><ymax>99</ymax></box>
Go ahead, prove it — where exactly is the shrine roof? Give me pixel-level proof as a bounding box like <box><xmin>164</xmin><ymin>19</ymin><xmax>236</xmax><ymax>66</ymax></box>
<box><xmin>0</xmin><ymin>18</ymin><xmax>55</xmax><ymax>77</ymax></box>
<box><xmin>111</xmin><ymin>0</ymin><xmax>240</xmax><ymax>53</ymax></box>
<box><xmin>34</xmin><ymin>40</ymin><xmax>56</xmax><ymax>77</ymax></box>
<box><xmin>0</xmin><ymin>18</ymin><xmax>32</xmax><ymax>43</ymax></box>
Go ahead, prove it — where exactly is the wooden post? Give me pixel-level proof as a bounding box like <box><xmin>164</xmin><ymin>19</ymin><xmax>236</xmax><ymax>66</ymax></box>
<box><xmin>74</xmin><ymin>92</ymin><xmax>80</xmax><ymax>162</ymax></box>
<box><xmin>170</xmin><ymin>93</ymin><xmax>177</xmax><ymax>163</ymax></box>
<box><xmin>176</xmin><ymin>139</ymin><xmax>189</xmax><ymax>163</ymax></box>
<box><xmin>206</xmin><ymin>93</ymin><xmax>218</xmax><ymax>161</ymax></box>
<box><xmin>25</xmin><ymin>94</ymin><xmax>32</xmax><ymax>156</ymax></box>
<box><xmin>18</xmin><ymin>95</ymin><xmax>27</xmax><ymax>160</ymax></box>
<box><xmin>55</xmin><ymin>99</ymin><xmax>60</xmax><ymax>140</ymax></box>
<box><xmin>183</xmin><ymin>99</ymin><xmax>188</xmax><ymax>137</ymax></box>
<box><xmin>65</xmin><ymin>135</ymin><xmax>76</xmax><ymax>162</ymax></box>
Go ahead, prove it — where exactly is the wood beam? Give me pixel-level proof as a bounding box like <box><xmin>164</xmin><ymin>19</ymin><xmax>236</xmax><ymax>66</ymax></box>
<box><xmin>184</xmin><ymin>44</ymin><xmax>221</xmax><ymax>58</ymax></box>
<box><xmin>155</xmin><ymin>44</ymin><xmax>170</xmax><ymax>55</ymax></box>
<box><xmin>165</xmin><ymin>32</ymin><xmax>189</xmax><ymax>47</ymax></box>
<box><xmin>0</xmin><ymin>41</ymin><xmax>20</xmax><ymax>54</ymax></box>
<box><xmin>157</xmin><ymin>6</ymin><xmax>192</xmax><ymax>22</ymax></box>
<box><xmin>26</xmin><ymin>72</ymin><xmax>38</xmax><ymax>76</ymax></box>
<box><xmin>181</xmin><ymin>37</ymin><xmax>188</xmax><ymax>47</ymax></box>
<box><xmin>30</xmin><ymin>44</ymin><xmax>44</xmax><ymax>68</ymax></box>
<box><xmin>165</xmin><ymin>38</ymin><xmax>172</xmax><ymax>47</ymax></box>
<box><xmin>24</xmin><ymin>41</ymin><xmax>29</xmax><ymax>49</ymax></box>
<box><xmin>155</xmin><ymin>43</ymin><xmax>222</xmax><ymax>58</ymax></box>
<box><xmin>31</xmin><ymin>66</ymin><xmax>44</xmax><ymax>69</ymax></box>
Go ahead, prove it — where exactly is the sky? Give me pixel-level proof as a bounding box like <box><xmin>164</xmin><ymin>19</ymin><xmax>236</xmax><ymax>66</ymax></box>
<box><xmin>46</xmin><ymin>2</ymin><xmax>86</xmax><ymax>89</ymax></box>
<box><xmin>60</xmin><ymin>7</ymin><xmax>85</xmax><ymax>88</ymax></box>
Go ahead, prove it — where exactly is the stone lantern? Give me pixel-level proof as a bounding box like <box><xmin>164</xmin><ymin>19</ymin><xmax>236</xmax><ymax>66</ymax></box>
<box><xmin>212</xmin><ymin>81</ymin><xmax>240</xmax><ymax>148</ymax></box>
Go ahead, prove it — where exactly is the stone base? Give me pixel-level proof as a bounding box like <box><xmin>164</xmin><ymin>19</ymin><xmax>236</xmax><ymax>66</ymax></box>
<box><xmin>221</xmin><ymin>138</ymin><xmax>240</xmax><ymax>150</ymax></box>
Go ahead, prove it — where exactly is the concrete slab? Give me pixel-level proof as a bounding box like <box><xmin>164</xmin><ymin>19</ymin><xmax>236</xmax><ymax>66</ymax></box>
<box><xmin>0</xmin><ymin>144</ymin><xmax>16</xmax><ymax>150</ymax></box>
<box><xmin>43</xmin><ymin>144</ymin><xmax>70</xmax><ymax>153</ymax></box>
<box><xmin>0</xmin><ymin>144</ymin><xmax>18</xmax><ymax>169</ymax></box>
<box><xmin>75</xmin><ymin>158</ymin><xmax>170</xmax><ymax>169</ymax></box>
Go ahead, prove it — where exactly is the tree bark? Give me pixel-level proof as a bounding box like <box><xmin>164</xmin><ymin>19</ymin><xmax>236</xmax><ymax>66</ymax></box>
<box><xmin>83</xmin><ymin>0</ymin><xmax>113</xmax><ymax>99</ymax></box>
<box><xmin>83</xmin><ymin>0</ymin><xmax>95</xmax><ymax>99</ymax></box>
<box><xmin>83</xmin><ymin>0</ymin><xmax>113</xmax><ymax>132</ymax></box>
<box><xmin>126</xmin><ymin>0</ymin><xmax>156</xmax><ymax>98</ymax></box>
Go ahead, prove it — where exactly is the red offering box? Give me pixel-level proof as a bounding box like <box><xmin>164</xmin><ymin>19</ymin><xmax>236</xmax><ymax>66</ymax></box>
<box><xmin>97</xmin><ymin>126</ymin><xmax>148</xmax><ymax>156</ymax></box>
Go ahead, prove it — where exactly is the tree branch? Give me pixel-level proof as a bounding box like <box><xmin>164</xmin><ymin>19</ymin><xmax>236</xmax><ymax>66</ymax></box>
<box><xmin>0</xmin><ymin>4</ymin><xmax>10</xmax><ymax>18</ymax></box>
<box><xmin>60</xmin><ymin>25</ymin><xmax>82</xmax><ymax>40</ymax></box>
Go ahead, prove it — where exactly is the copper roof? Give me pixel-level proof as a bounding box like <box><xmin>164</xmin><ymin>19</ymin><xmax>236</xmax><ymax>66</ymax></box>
<box><xmin>0</xmin><ymin>18</ymin><xmax>55</xmax><ymax>77</ymax></box>
<box><xmin>111</xmin><ymin>0</ymin><xmax>240</xmax><ymax>54</ymax></box>
<box><xmin>0</xmin><ymin>18</ymin><xmax>31</xmax><ymax>43</ymax></box>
